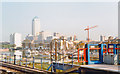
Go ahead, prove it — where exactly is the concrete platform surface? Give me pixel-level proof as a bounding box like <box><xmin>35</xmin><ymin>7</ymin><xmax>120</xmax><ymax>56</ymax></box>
<box><xmin>80</xmin><ymin>64</ymin><xmax>120</xmax><ymax>73</ymax></box>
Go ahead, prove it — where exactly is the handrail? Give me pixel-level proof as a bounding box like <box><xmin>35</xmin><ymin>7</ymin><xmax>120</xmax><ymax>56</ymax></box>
<box><xmin>0</xmin><ymin>54</ymin><xmax>51</xmax><ymax>71</ymax></box>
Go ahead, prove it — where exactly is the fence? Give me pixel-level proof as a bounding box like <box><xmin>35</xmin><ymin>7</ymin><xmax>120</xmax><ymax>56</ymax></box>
<box><xmin>0</xmin><ymin>54</ymin><xmax>51</xmax><ymax>71</ymax></box>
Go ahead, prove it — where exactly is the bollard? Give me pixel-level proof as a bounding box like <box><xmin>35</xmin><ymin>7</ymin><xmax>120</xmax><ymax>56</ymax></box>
<box><xmin>19</xmin><ymin>55</ymin><xmax>21</xmax><ymax>66</ymax></box>
<box><xmin>41</xmin><ymin>58</ymin><xmax>42</xmax><ymax>70</ymax></box>
<box><xmin>14</xmin><ymin>55</ymin><xmax>16</xmax><ymax>65</ymax></box>
<box><xmin>26</xmin><ymin>56</ymin><xmax>27</xmax><ymax>67</ymax></box>
<box><xmin>33</xmin><ymin>56</ymin><xmax>35</xmax><ymax>69</ymax></box>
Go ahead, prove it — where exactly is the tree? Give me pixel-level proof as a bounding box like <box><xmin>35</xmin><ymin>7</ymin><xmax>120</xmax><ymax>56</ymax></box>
<box><xmin>11</xmin><ymin>44</ymin><xmax>16</xmax><ymax>48</ymax></box>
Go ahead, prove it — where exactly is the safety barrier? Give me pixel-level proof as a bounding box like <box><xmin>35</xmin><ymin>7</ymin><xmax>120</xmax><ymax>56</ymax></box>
<box><xmin>0</xmin><ymin>54</ymin><xmax>51</xmax><ymax>71</ymax></box>
<box><xmin>108</xmin><ymin>44</ymin><xmax>120</xmax><ymax>54</ymax></box>
<box><xmin>78</xmin><ymin>44</ymin><xmax>120</xmax><ymax>64</ymax></box>
<box><xmin>78</xmin><ymin>44</ymin><xmax>108</xmax><ymax>64</ymax></box>
<box><xmin>78</xmin><ymin>48</ymin><xmax>87</xmax><ymax>63</ymax></box>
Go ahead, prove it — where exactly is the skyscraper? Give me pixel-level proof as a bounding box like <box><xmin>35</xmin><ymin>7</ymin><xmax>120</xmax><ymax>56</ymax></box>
<box><xmin>10</xmin><ymin>33</ymin><xmax>22</xmax><ymax>47</ymax></box>
<box><xmin>32</xmin><ymin>16</ymin><xmax>40</xmax><ymax>36</ymax></box>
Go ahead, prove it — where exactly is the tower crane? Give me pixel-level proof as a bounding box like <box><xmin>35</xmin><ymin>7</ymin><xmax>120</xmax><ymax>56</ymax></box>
<box><xmin>84</xmin><ymin>25</ymin><xmax>98</xmax><ymax>42</ymax></box>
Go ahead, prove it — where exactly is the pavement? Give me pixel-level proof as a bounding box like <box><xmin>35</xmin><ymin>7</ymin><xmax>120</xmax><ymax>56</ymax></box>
<box><xmin>80</xmin><ymin>64</ymin><xmax>120</xmax><ymax>73</ymax></box>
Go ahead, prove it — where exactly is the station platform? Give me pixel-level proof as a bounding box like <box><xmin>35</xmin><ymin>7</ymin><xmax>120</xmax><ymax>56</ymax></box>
<box><xmin>80</xmin><ymin>64</ymin><xmax>120</xmax><ymax>73</ymax></box>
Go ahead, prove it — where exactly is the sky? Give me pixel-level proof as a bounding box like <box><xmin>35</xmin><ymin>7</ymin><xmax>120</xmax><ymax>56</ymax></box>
<box><xmin>1</xmin><ymin>1</ymin><xmax>119</xmax><ymax>42</ymax></box>
<box><xmin>1</xmin><ymin>0</ymin><xmax>120</xmax><ymax>2</ymax></box>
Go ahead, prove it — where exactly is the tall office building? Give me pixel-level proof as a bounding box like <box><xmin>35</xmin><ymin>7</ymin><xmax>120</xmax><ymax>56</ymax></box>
<box><xmin>10</xmin><ymin>33</ymin><xmax>22</xmax><ymax>47</ymax></box>
<box><xmin>32</xmin><ymin>16</ymin><xmax>40</xmax><ymax>36</ymax></box>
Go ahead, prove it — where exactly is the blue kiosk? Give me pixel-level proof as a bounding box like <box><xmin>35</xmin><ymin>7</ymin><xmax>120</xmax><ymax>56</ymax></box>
<box><xmin>85</xmin><ymin>44</ymin><xmax>107</xmax><ymax>64</ymax></box>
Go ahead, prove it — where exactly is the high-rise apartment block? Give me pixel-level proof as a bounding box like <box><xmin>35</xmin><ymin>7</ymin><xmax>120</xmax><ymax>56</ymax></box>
<box><xmin>32</xmin><ymin>16</ymin><xmax>40</xmax><ymax>36</ymax></box>
<box><xmin>10</xmin><ymin>33</ymin><xmax>22</xmax><ymax>47</ymax></box>
<box><xmin>100</xmin><ymin>35</ymin><xmax>106</xmax><ymax>41</ymax></box>
<box><xmin>37</xmin><ymin>31</ymin><xmax>52</xmax><ymax>43</ymax></box>
<box><xmin>25</xmin><ymin>34</ymin><xmax>34</xmax><ymax>41</ymax></box>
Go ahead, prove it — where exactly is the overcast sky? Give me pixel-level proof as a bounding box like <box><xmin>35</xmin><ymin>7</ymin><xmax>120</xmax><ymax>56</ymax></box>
<box><xmin>1</xmin><ymin>1</ymin><xmax>119</xmax><ymax>42</ymax></box>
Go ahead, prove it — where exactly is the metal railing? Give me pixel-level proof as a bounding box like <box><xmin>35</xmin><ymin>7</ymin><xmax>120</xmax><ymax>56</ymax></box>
<box><xmin>0</xmin><ymin>54</ymin><xmax>51</xmax><ymax>71</ymax></box>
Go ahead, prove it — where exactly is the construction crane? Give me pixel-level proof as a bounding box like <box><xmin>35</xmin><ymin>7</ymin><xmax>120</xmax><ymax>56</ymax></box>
<box><xmin>84</xmin><ymin>25</ymin><xmax>98</xmax><ymax>42</ymax></box>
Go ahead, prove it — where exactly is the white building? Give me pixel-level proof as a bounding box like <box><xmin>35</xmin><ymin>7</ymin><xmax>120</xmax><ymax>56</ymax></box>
<box><xmin>118</xmin><ymin>1</ymin><xmax>120</xmax><ymax>39</ymax></box>
<box><xmin>67</xmin><ymin>36</ymin><xmax>73</xmax><ymax>41</ymax></box>
<box><xmin>10</xmin><ymin>33</ymin><xmax>22</xmax><ymax>47</ymax></box>
<box><xmin>25</xmin><ymin>34</ymin><xmax>34</xmax><ymax>41</ymax></box>
<box><xmin>37</xmin><ymin>31</ymin><xmax>44</xmax><ymax>43</ymax></box>
<box><xmin>14</xmin><ymin>50</ymin><xmax>22</xmax><ymax>59</ymax></box>
<box><xmin>37</xmin><ymin>31</ymin><xmax>52</xmax><ymax>43</ymax></box>
<box><xmin>10</xmin><ymin>34</ymin><xmax>14</xmax><ymax>45</ymax></box>
<box><xmin>32</xmin><ymin>16</ymin><xmax>40</xmax><ymax>36</ymax></box>
<box><xmin>100</xmin><ymin>35</ymin><xmax>106</xmax><ymax>41</ymax></box>
<box><xmin>54</xmin><ymin>32</ymin><xmax>60</xmax><ymax>37</ymax></box>
<box><xmin>46</xmin><ymin>36</ymin><xmax>53</xmax><ymax>43</ymax></box>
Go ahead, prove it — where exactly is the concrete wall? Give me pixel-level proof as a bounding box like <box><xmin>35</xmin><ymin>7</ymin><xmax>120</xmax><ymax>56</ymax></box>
<box><xmin>103</xmin><ymin>54</ymin><xmax>118</xmax><ymax>65</ymax></box>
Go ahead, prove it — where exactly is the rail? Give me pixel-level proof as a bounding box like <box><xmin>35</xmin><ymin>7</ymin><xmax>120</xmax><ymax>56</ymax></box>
<box><xmin>0</xmin><ymin>54</ymin><xmax>52</xmax><ymax>71</ymax></box>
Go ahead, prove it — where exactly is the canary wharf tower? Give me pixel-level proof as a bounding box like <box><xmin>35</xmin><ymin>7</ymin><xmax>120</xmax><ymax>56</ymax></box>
<box><xmin>32</xmin><ymin>16</ymin><xmax>40</xmax><ymax>36</ymax></box>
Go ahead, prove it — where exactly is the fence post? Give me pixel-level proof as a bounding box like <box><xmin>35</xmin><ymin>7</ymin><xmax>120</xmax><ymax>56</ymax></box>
<box><xmin>5</xmin><ymin>54</ymin><xmax>7</xmax><ymax>63</ymax></box>
<box><xmin>19</xmin><ymin>55</ymin><xmax>21</xmax><ymax>66</ymax></box>
<box><xmin>33</xmin><ymin>56</ymin><xmax>35</xmax><ymax>69</ymax></box>
<box><xmin>14</xmin><ymin>55</ymin><xmax>16</xmax><ymax>65</ymax></box>
<box><xmin>26</xmin><ymin>56</ymin><xmax>27</xmax><ymax>67</ymax></box>
<box><xmin>41</xmin><ymin>58</ymin><xmax>42</xmax><ymax>70</ymax></box>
